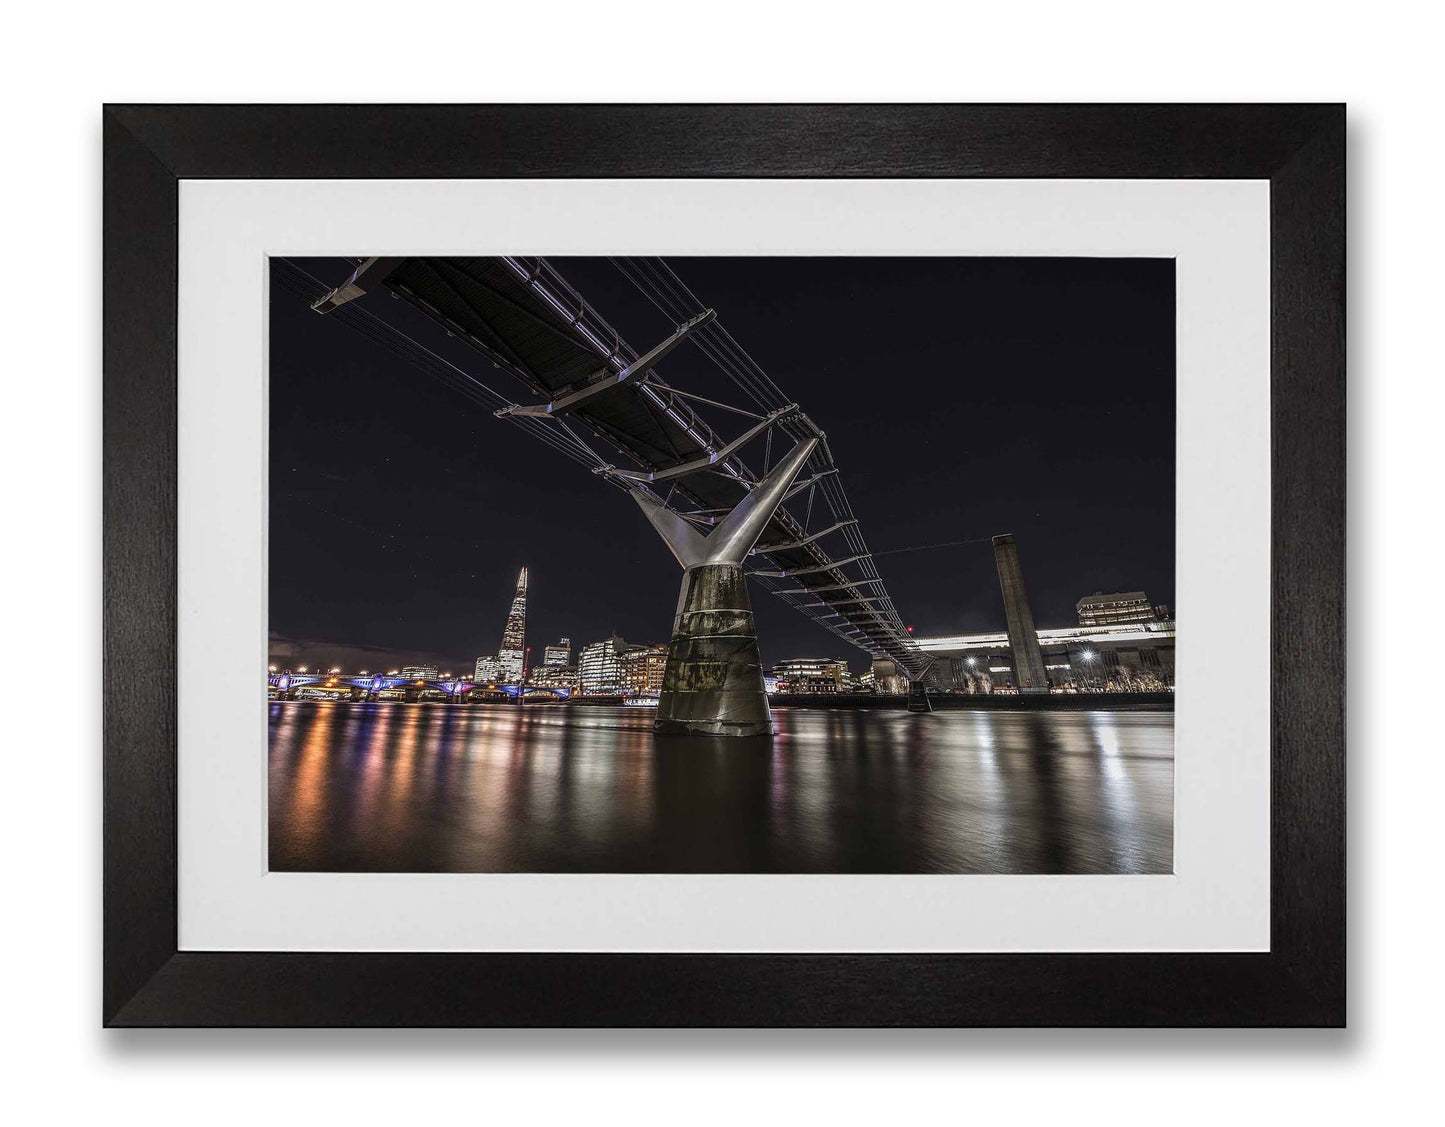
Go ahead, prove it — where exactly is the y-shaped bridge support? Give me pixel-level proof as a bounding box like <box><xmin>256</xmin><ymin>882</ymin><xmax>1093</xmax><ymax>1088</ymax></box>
<box><xmin>632</xmin><ymin>437</ymin><xmax>819</xmax><ymax>736</ymax></box>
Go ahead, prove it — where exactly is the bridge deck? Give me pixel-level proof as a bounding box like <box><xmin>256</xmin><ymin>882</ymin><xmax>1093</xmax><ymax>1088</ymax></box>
<box><xmin>304</xmin><ymin>255</ymin><xmax>930</xmax><ymax>679</ymax></box>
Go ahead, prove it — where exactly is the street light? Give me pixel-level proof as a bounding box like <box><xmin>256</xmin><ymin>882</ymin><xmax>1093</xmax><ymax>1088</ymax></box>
<box><xmin>1079</xmin><ymin>649</ymin><xmax>1098</xmax><ymax>692</ymax></box>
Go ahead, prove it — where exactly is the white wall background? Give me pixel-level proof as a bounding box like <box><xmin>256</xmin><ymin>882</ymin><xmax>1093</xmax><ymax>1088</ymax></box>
<box><xmin>1</xmin><ymin>2</ymin><xmax>1433</xmax><ymax>1122</ymax></box>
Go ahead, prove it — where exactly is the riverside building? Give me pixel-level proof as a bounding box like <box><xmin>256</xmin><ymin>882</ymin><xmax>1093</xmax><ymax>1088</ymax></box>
<box><xmin>578</xmin><ymin>635</ymin><xmax>629</xmax><ymax>694</ymax></box>
<box><xmin>620</xmin><ymin>644</ymin><xmax>667</xmax><ymax>696</ymax></box>
<box><xmin>913</xmin><ymin>618</ymin><xmax>1176</xmax><ymax>693</ymax></box>
<box><xmin>770</xmin><ymin>658</ymin><xmax>847</xmax><ymax>694</ymax></box>
<box><xmin>1076</xmin><ymin>591</ymin><xmax>1168</xmax><ymax>628</ymax></box>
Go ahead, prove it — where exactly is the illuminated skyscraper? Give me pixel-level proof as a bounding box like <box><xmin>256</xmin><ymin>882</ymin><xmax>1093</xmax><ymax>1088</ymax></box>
<box><xmin>496</xmin><ymin>566</ymin><xmax>528</xmax><ymax>683</ymax></box>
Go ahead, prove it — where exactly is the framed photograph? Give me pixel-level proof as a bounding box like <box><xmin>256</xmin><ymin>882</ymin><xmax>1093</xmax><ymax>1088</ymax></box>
<box><xmin>104</xmin><ymin>104</ymin><xmax>1343</xmax><ymax>1026</ymax></box>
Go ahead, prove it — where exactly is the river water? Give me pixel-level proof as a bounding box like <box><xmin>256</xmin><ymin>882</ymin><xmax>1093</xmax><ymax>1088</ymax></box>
<box><xmin>268</xmin><ymin>701</ymin><xmax>1173</xmax><ymax>874</ymax></box>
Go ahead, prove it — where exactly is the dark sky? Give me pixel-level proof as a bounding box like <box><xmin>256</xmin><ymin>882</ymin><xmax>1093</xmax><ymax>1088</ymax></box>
<box><xmin>269</xmin><ymin>256</ymin><xmax>1174</xmax><ymax>674</ymax></box>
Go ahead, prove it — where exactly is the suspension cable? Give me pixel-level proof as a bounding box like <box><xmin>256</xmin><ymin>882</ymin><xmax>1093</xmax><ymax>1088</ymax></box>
<box><xmin>608</xmin><ymin>256</ymin><xmax>926</xmax><ymax>665</ymax></box>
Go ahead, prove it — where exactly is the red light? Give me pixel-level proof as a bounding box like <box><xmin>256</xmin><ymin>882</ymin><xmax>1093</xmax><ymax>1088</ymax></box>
<box><xmin>906</xmin><ymin>625</ymin><xmax>914</xmax><ymax>634</ymax></box>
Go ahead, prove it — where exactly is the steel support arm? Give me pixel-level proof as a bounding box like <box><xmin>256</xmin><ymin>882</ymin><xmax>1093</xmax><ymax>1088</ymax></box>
<box><xmin>782</xmin><ymin>468</ymin><xmax>839</xmax><ymax>502</ymax></box>
<box><xmin>751</xmin><ymin>519</ymin><xmax>857</xmax><ymax>555</ymax></box>
<box><xmin>795</xmin><ymin>597</ymin><xmax>888</xmax><ymax>610</ymax></box>
<box><xmin>499</xmin><ymin>309</ymin><xmax>715</xmax><ymax>419</ymax></box>
<box><xmin>601</xmin><ymin>404</ymin><xmax>799</xmax><ymax>485</ymax></box>
<box><xmin>632</xmin><ymin>437</ymin><xmax>819</xmax><ymax>569</ymax></box>
<box><xmin>750</xmin><ymin>552</ymin><xmax>872</xmax><ymax>579</ymax></box>
<box><xmin>311</xmin><ymin>257</ymin><xmax>405</xmax><ymax>314</ymax></box>
<box><xmin>773</xmin><ymin>578</ymin><xmax>886</xmax><ymax>595</ymax></box>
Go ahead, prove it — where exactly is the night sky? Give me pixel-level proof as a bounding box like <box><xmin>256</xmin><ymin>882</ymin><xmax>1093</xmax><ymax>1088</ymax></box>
<box><xmin>269</xmin><ymin>256</ymin><xmax>1174</xmax><ymax>674</ymax></box>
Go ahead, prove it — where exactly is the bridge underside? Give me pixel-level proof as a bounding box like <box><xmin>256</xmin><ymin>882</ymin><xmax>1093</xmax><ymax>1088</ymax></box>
<box><xmin>306</xmin><ymin>255</ymin><xmax>932</xmax><ymax>734</ymax></box>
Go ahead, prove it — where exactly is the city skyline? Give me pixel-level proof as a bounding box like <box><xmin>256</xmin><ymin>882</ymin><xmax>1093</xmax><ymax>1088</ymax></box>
<box><xmin>267</xmin><ymin>560</ymin><xmax>1173</xmax><ymax>689</ymax></box>
<box><xmin>269</xmin><ymin>256</ymin><xmax>1175</xmax><ymax>675</ymax></box>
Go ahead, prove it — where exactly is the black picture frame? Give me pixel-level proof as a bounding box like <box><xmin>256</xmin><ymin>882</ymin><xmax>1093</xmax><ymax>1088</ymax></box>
<box><xmin>104</xmin><ymin>104</ymin><xmax>1344</xmax><ymax>1027</ymax></box>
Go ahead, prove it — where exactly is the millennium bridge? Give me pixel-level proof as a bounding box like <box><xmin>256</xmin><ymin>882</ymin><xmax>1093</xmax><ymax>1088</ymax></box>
<box><xmin>279</xmin><ymin>255</ymin><xmax>937</xmax><ymax>735</ymax></box>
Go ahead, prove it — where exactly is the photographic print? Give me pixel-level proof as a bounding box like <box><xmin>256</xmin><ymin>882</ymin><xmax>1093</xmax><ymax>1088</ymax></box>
<box><xmin>103</xmin><ymin>102</ymin><xmax>1343</xmax><ymax>1028</ymax></box>
<box><xmin>267</xmin><ymin>254</ymin><xmax>1176</xmax><ymax>875</ymax></box>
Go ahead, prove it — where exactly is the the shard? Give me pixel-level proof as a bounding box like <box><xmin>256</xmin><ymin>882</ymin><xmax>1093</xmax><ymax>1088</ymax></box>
<box><xmin>497</xmin><ymin>566</ymin><xmax>528</xmax><ymax>684</ymax></box>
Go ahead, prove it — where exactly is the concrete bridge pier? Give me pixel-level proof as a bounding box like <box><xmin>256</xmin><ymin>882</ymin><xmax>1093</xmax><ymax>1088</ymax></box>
<box><xmin>634</xmin><ymin>435</ymin><xmax>819</xmax><ymax>737</ymax></box>
<box><xmin>907</xmin><ymin>680</ymin><xmax>933</xmax><ymax>713</ymax></box>
<box><xmin>657</xmin><ymin>563</ymin><xmax>767</xmax><ymax>736</ymax></box>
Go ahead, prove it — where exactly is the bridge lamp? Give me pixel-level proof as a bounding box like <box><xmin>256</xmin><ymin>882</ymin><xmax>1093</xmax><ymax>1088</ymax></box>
<box><xmin>268</xmin><ymin>664</ymin><xmax>277</xmax><ymax>673</ymax></box>
<box><xmin>297</xmin><ymin>666</ymin><xmax>308</xmax><ymax>673</ymax></box>
<box><xmin>330</xmin><ymin>666</ymin><xmax>341</xmax><ymax>674</ymax></box>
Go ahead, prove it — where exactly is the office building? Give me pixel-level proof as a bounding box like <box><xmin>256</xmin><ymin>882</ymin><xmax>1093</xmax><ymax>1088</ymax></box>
<box><xmin>578</xmin><ymin>635</ymin><xmax>629</xmax><ymax>694</ymax></box>
<box><xmin>1076</xmin><ymin>591</ymin><xmax>1164</xmax><ymax>628</ymax></box>
<box><xmin>770</xmin><ymin>657</ymin><xmax>847</xmax><ymax>694</ymax></box>
<box><xmin>620</xmin><ymin>643</ymin><xmax>668</xmax><ymax>696</ymax></box>
<box><xmin>527</xmin><ymin>663</ymin><xmax>578</xmax><ymax>692</ymax></box>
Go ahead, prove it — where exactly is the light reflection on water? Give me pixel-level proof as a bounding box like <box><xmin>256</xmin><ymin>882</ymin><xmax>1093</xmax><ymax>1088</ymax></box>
<box><xmin>269</xmin><ymin>702</ymin><xmax>1173</xmax><ymax>874</ymax></box>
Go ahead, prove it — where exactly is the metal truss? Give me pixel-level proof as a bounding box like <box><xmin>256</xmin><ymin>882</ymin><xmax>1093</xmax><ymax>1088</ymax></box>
<box><xmin>514</xmin><ymin>255</ymin><xmax>930</xmax><ymax>680</ymax></box>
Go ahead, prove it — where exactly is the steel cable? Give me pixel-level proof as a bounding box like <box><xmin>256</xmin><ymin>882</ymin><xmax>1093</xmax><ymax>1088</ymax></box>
<box><xmin>610</xmin><ymin>257</ymin><xmax>926</xmax><ymax>667</ymax></box>
<box><xmin>272</xmin><ymin>260</ymin><xmax>619</xmax><ymax>480</ymax></box>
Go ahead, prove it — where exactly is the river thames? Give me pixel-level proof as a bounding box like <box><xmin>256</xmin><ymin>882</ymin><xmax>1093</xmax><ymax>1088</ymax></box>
<box><xmin>268</xmin><ymin>701</ymin><xmax>1172</xmax><ymax>874</ymax></box>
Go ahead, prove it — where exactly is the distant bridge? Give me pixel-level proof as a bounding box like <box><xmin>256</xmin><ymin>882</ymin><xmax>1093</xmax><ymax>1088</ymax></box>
<box><xmin>267</xmin><ymin>672</ymin><xmax>570</xmax><ymax>701</ymax></box>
